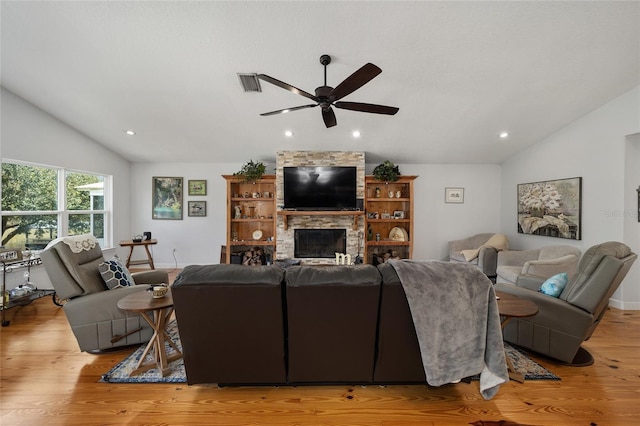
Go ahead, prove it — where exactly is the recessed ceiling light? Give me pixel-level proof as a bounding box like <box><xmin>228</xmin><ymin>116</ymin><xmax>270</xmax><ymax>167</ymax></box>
<box><xmin>284</xmin><ymin>130</ymin><xmax>294</xmax><ymax>137</ymax></box>
<box><xmin>499</xmin><ymin>131</ymin><xmax>510</xmax><ymax>139</ymax></box>
<box><xmin>352</xmin><ymin>130</ymin><xmax>361</xmax><ymax>138</ymax></box>
<box><xmin>125</xmin><ymin>130</ymin><xmax>136</xmax><ymax>136</ymax></box>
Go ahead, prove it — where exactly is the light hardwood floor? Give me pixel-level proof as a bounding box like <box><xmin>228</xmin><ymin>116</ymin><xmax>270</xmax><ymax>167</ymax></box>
<box><xmin>1</xmin><ymin>269</ymin><xmax>639</xmax><ymax>426</ymax></box>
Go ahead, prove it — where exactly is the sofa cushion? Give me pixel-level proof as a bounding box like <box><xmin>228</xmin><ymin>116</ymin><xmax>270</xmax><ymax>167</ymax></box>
<box><xmin>538</xmin><ymin>272</ymin><xmax>568</xmax><ymax>297</ymax></box>
<box><xmin>99</xmin><ymin>257</ymin><xmax>136</xmax><ymax>289</ymax></box>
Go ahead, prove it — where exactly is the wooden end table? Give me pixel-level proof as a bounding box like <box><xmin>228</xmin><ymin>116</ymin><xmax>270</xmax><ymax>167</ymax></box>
<box><xmin>117</xmin><ymin>288</ymin><xmax>182</xmax><ymax>376</ymax></box>
<box><xmin>495</xmin><ymin>291</ymin><xmax>539</xmax><ymax>383</ymax></box>
<box><xmin>119</xmin><ymin>239</ymin><xmax>157</xmax><ymax>269</ymax></box>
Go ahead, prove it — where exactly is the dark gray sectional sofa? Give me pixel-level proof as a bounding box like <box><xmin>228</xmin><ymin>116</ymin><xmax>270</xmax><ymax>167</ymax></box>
<box><xmin>171</xmin><ymin>263</ymin><xmax>425</xmax><ymax>386</ymax></box>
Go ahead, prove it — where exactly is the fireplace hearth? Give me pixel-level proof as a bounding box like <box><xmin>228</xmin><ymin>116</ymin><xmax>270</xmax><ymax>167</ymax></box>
<box><xmin>294</xmin><ymin>229</ymin><xmax>347</xmax><ymax>258</ymax></box>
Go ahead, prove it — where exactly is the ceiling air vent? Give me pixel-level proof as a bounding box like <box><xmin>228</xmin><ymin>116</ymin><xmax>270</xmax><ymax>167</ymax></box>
<box><xmin>237</xmin><ymin>73</ymin><xmax>262</xmax><ymax>93</ymax></box>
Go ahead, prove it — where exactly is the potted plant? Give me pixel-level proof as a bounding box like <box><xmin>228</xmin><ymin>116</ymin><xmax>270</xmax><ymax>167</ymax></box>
<box><xmin>373</xmin><ymin>160</ymin><xmax>400</xmax><ymax>182</ymax></box>
<box><xmin>235</xmin><ymin>159</ymin><xmax>266</xmax><ymax>182</ymax></box>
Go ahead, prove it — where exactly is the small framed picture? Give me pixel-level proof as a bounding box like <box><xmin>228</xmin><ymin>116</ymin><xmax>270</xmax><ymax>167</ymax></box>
<box><xmin>445</xmin><ymin>187</ymin><xmax>464</xmax><ymax>203</ymax></box>
<box><xmin>188</xmin><ymin>180</ymin><xmax>207</xmax><ymax>196</ymax></box>
<box><xmin>367</xmin><ymin>212</ymin><xmax>379</xmax><ymax>219</ymax></box>
<box><xmin>393</xmin><ymin>210</ymin><xmax>405</xmax><ymax>219</ymax></box>
<box><xmin>381</xmin><ymin>212</ymin><xmax>391</xmax><ymax>219</ymax></box>
<box><xmin>0</xmin><ymin>248</ymin><xmax>22</xmax><ymax>262</ymax></box>
<box><xmin>188</xmin><ymin>201</ymin><xmax>207</xmax><ymax>217</ymax></box>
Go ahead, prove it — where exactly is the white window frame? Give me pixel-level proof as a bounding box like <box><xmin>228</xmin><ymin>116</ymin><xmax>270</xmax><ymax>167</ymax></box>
<box><xmin>1</xmin><ymin>159</ymin><xmax>113</xmax><ymax>248</ymax></box>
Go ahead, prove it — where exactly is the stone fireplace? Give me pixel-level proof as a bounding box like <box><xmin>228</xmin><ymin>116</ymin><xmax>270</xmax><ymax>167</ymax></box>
<box><xmin>276</xmin><ymin>151</ymin><xmax>365</xmax><ymax>264</ymax></box>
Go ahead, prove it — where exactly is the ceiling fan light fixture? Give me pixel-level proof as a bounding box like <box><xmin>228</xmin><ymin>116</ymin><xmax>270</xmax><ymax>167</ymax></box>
<box><xmin>257</xmin><ymin>55</ymin><xmax>398</xmax><ymax>128</ymax></box>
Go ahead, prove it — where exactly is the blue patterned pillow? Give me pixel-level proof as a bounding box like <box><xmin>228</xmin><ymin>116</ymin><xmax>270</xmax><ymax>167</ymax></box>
<box><xmin>538</xmin><ymin>272</ymin><xmax>568</xmax><ymax>297</ymax></box>
<box><xmin>99</xmin><ymin>257</ymin><xmax>136</xmax><ymax>289</ymax></box>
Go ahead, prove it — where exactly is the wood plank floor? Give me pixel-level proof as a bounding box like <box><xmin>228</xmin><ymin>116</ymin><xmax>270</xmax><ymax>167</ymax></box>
<box><xmin>1</xmin><ymin>269</ymin><xmax>639</xmax><ymax>425</ymax></box>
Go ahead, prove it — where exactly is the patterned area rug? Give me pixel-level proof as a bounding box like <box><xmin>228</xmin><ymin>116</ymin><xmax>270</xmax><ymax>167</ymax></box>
<box><xmin>101</xmin><ymin>320</ymin><xmax>559</xmax><ymax>383</ymax></box>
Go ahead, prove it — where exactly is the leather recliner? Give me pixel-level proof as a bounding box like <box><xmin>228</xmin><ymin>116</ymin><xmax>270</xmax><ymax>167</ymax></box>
<box><xmin>172</xmin><ymin>264</ymin><xmax>287</xmax><ymax>385</ymax></box>
<box><xmin>373</xmin><ymin>263</ymin><xmax>426</xmax><ymax>383</ymax></box>
<box><xmin>285</xmin><ymin>265</ymin><xmax>382</xmax><ymax>383</ymax></box>
<box><xmin>40</xmin><ymin>235</ymin><xmax>169</xmax><ymax>352</ymax></box>
<box><xmin>495</xmin><ymin>241</ymin><xmax>637</xmax><ymax>364</ymax></box>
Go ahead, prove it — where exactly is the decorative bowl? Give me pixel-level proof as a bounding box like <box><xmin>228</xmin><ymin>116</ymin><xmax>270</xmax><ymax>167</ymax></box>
<box><xmin>152</xmin><ymin>285</ymin><xmax>168</xmax><ymax>298</ymax></box>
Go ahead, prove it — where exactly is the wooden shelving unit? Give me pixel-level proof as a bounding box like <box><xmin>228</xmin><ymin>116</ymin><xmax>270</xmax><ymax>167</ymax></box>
<box><xmin>364</xmin><ymin>175</ymin><xmax>417</xmax><ymax>264</ymax></box>
<box><xmin>223</xmin><ymin>175</ymin><xmax>277</xmax><ymax>264</ymax></box>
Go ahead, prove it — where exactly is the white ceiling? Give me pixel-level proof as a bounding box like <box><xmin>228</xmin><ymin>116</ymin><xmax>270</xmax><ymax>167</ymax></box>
<box><xmin>1</xmin><ymin>1</ymin><xmax>639</xmax><ymax>165</ymax></box>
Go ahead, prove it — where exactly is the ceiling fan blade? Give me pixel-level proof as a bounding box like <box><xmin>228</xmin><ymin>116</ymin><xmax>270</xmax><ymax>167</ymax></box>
<box><xmin>330</xmin><ymin>63</ymin><xmax>382</xmax><ymax>101</ymax></box>
<box><xmin>260</xmin><ymin>104</ymin><xmax>317</xmax><ymax>116</ymax></box>
<box><xmin>257</xmin><ymin>74</ymin><xmax>317</xmax><ymax>101</ymax></box>
<box><xmin>322</xmin><ymin>107</ymin><xmax>337</xmax><ymax>128</ymax></box>
<box><xmin>334</xmin><ymin>101</ymin><xmax>399</xmax><ymax>115</ymax></box>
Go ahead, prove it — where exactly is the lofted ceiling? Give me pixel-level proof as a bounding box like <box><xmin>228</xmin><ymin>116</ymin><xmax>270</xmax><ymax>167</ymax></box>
<box><xmin>1</xmin><ymin>1</ymin><xmax>638</xmax><ymax>165</ymax></box>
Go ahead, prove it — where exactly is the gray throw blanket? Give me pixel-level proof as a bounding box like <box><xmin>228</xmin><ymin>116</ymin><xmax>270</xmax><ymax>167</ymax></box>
<box><xmin>388</xmin><ymin>259</ymin><xmax>508</xmax><ymax>400</ymax></box>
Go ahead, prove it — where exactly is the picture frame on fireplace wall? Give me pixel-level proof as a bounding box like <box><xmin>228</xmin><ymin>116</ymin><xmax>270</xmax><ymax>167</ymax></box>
<box><xmin>188</xmin><ymin>179</ymin><xmax>207</xmax><ymax>196</ymax></box>
<box><xmin>517</xmin><ymin>176</ymin><xmax>581</xmax><ymax>240</ymax></box>
<box><xmin>152</xmin><ymin>177</ymin><xmax>183</xmax><ymax>220</ymax></box>
<box><xmin>445</xmin><ymin>187</ymin><xmax>464</xmax><ymax>203</ymax></box>
<box><xmin>188</xmin><ymin>201</ymin><xmax>207</xmax><ymax>217</ymax></box>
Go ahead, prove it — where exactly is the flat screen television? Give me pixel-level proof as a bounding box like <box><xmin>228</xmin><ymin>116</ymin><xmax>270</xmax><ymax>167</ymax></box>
<box><xmin>283</xmin><ymin>166</ymin><xmax>357</xmax><ymax>211</ymax></box>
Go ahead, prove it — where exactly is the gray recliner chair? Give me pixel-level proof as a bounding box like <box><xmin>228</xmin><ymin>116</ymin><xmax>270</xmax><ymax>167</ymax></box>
<box><xmin>449</xmin><ymin>233</ymin><xmax>508</xmax><ymax>277</ymax></box>
<box><xmin>40</xmin><ymin>235</ymin><xmax>169</xmax><ymax>352</ymax></box>
<box><xmin>495</xmin><ymin>241</ymin><xmax>637</xmax><ymax>364</ymax></box>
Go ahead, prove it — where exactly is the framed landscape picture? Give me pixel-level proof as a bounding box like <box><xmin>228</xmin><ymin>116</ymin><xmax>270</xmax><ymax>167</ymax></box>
<box><xmin>152</xmin><ymin>177</ymin><xmax>183</xmax><ymax>220</ymax></box>
<box><xmin>517</xmin><ymin>177</ymin><xmax>581</xmax><ymax>240</ymax></box>
<box><xmin>445</xmin><ymin>187</ymin><xmax>464</xmax><ymax>203</ymax></box>
<box><xmin>188</xmin><ymin>201</ymin><xmax>207</xmax><ymax>217</ymax></box>
<box><xmin>188</xmin><ymin>179</ymin><xmax>207</xmax><ymax>196</ymax></box>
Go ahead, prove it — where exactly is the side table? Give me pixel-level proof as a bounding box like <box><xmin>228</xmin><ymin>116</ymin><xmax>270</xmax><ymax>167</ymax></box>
<box><xmin>119</xmin><ymin>239</ymin><xmax>157</xmax><ymax>269</ymax></box>
<box><xmin>495</xmin><ymin>291</ymin><xmax>539</xmax><ymax>383</ymax></box>
<box><xmin>117</xmin><ymin>288</ymin><xmax>182</xmax><ymax>376</ymax></box>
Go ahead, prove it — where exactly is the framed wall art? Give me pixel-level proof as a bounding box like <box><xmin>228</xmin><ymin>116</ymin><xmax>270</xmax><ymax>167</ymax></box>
<box><xmin>445</xmin><ymin>187</ymin><xmax>464</xmax><ymax>203</ymax></box>
<box><xmin>152</xmin><ymin>177</ymin><xmax>183</xmax><ymax>220</ymax></box>
<box><xmin>517</xmin><ymin>177</ymin><xmax>582</xmax><ymax>240</ymax></box>
<box><xmin>188</xmin><ymin>179</ymin><xmax>207</xmax><ymax>196</ymax></box>
<box><xmin>188</xmin><ymin>201</ymin><xmax>207</xmax><ymax>217</ymax></box>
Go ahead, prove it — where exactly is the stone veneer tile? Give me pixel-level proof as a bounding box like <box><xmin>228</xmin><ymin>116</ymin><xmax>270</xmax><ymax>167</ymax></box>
<box><xmin>276</xmin><ymin>151</ymin><xmax>365</xmax><ymax>263</ymax></box>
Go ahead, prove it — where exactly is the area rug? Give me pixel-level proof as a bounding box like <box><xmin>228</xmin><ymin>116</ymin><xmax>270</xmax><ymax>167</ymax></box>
<box><xmin>101</xmin><ymin>320</ymin><xmax>559</xmax><ymax>383</ymax></box>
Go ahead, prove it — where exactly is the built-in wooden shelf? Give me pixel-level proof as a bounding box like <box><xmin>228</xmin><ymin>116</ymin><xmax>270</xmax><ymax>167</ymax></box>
<box><xmin>277</xmin><ymin>210</ymin><xmax>365</xmax><ymax>230</ymax></box>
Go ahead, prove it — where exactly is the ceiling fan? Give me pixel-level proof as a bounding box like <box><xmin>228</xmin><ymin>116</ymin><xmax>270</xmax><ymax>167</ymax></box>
<box><xmin>258</xmin><ymin>54</ymin><xmax>399</xmax><ymax>128</ymax></box>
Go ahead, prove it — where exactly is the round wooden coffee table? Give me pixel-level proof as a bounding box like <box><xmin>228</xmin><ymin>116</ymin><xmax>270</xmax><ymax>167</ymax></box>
<box><xmin>117</xmin><ymin>288</ymin><xmax>182</xmax><ymax>376</ymax></box>
<box><xmin>495</xmin><ymin>291</ymin><xmax>539</xmax><ymax>383</ymax></box>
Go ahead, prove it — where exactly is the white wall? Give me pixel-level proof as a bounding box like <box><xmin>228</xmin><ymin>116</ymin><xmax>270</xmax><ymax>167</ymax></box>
<box><xmin>500</xmin><ymin>86</ymin><xmax>640</xmax><ymax>308</ymax></box>
<box><xmin>1</xmin><ymin>87</ymin><xmax>133</xmax><ymax>249</ymax></box>
<box><xmin>130</xmin><ymin>162</ymin><xmax>244</xmax><ymax>267</ymax></box>
<box><xmin>622</xmin><ymin>134</ymin><xmax>640</xmax><ymax>309</ymax></box>
<box><xmin>395</xmin><ymin>164</ymin><xmax>502</xmax><ymax>261</ymax></box>
<box><xmin>1</xmin><ymin>87</ymin><xmax>133</xmax><ymax>290</ymax></box>
<box><xmin>133</xmin><ymin>161</ymin><xmax>502</xmax><ymax>267</ymax></box>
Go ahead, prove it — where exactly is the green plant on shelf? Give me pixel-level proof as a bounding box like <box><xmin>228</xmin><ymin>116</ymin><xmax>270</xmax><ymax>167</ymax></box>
<box><xmin>373</xmin><ymin>160</ymin><xmax>400</xmax><ymax>182</ymax></box>
<box><xmin>234</xmin><ymin>160</ymin><xmax>266</xmax><ymax>182</ymax></box>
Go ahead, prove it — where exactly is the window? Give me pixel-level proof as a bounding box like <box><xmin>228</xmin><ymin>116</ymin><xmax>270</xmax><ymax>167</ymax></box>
<box><xmin>1</xmin><ymin>161</ymin><xmax>111</xmax><ymax>250</ymax></box>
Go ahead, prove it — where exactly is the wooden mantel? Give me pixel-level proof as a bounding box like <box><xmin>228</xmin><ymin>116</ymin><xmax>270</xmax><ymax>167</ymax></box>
<box><xmin>277</xmin><ymin>210</ymin><xmax>365</xmax><ymax>230</ymax></box>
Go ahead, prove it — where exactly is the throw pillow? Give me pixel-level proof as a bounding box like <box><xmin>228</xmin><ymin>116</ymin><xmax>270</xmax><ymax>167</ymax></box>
<box><xmin>538</xmin><ymin>272</ymin><xmax>568</xmax><ymax>297</ymax></box>
<box><xmin>99</xmin><ymin>257</ymin><xmax>136</xmax><ymax>289</ymax></box>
